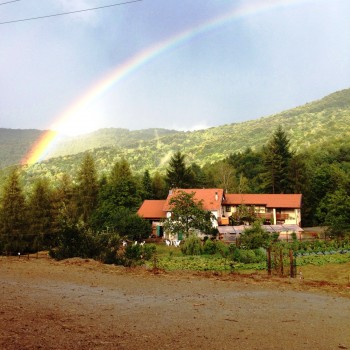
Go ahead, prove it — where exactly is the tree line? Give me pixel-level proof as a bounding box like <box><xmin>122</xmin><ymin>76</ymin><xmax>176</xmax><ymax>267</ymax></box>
<box><xmin>0</xmin><ymin>126</ymin><xmax>349</xmax><ymax>256</ymax></box>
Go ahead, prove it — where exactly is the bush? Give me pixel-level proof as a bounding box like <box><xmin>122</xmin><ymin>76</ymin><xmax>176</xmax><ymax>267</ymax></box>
<box><xmin>203</xmin><ymin>239</ymin><xmax>217</xmax><ymax>255</ymax></box>
<box><xmin>95</xmin><ymin>232</ymin><xmax>122</xmax><ymax>264</ymax></box>
<box><xmin>216</xmin><ymin>240</ymin><xmax>230</xmax><ymax>258</ymax></box>
<box><xmin>232</xmin><ymin>248</ymin><xmax>266</xmax><ymax>264</ymax></box>
<box><xmin>143</xmin><ymin>244</ymin><xmax>156</xmax><ymax>260</ymax></box>
<box><xmin>181</xmin><ymin>235</ymin><xmax>203</xmax><ymax>255</ymax></box>
<box><xmin>240</xmin><ymin>221</ymin><xmax>271</xmax><ymax>249</ymax></box>
<box><xmin>49</xmin><ymin>224</ymin><xmax>98</xmax><ymax>260</ymax></box>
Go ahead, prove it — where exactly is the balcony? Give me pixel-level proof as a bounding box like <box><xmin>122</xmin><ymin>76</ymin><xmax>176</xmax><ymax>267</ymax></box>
<box><xmin>276</xmin><ymin>213</ymin><xmax>289</xmax><ymax>220</ymax></box>
<box><xmin>256</xmin><ymin>213</ymin><xmax>273</xmax><ymax>219</ymax></box>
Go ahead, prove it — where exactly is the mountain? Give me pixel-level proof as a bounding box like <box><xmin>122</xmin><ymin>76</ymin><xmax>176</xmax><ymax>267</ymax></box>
<box><xmin>0</xmin><ymin>129</ymin><xmax>43</xmax><ymax>169</ymax></box>
<box><xmin>1</xmin><ymin>88</ymin><xmax>350</xmax><ymax>184</ymax></box>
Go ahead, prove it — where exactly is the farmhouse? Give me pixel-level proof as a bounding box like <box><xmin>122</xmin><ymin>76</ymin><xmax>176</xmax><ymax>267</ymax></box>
<box><xmin>137</xmin><ymin>189</ymin><xmax>302</xmax><ymax>240</ymax></box>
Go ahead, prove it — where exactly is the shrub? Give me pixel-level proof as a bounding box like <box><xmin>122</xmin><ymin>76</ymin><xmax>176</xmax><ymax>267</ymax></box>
<box><xmin>216</xmin><ymin>240</ymin><xmax>230</xmax><ymax>258</ymax></box>
<box><xmin>203</xmin><ymin>239</ymin><xmax>217</xmax><ymax>255</ymax></box>
<box><xmin>49</xmin><ymin>224</ymin><xmax>97</xmax><ymax>260</ymax></box>
<box><xmin>181</xmin><ymin>235</ymin><xmax>203</xmax><ymax>255</ymax></box>
<box><xmin>143</xmin><ymin>244</ymin><xmax>156</xmax><ymax>260</ymax></box>
<box><xmin>232</xmin><ymin>248</ymin><xmax>266</xmax><ymax>264</ymax></box>
<box><xmin>95</xmin><ymin>232</ymin><xmax>122</xmax><ymax>264</ymax></box>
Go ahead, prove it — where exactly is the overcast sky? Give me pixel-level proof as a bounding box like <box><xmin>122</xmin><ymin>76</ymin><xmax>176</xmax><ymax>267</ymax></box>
<box><xmin>1</xmin><ymin>0</ymin><xmax>350</xmax><ymax>136</ymax></box>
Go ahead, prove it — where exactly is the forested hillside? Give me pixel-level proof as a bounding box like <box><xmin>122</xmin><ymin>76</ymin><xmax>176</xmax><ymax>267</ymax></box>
<box><xmin>2</xmin><ymin>88</ymin><xmax>350</xmax><ymax>175</ymax></box>
<box><xmin>0</xmin><ymin>129</ymin><xmax>43</xmax><ymax>168</ymax></box>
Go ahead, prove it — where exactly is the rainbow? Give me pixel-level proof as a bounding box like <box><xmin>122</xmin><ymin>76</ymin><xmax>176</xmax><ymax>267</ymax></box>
<box><xmin>22</xmin><ymin>0</ymin><xmax>315</xmax><ymax>165</ymax></box>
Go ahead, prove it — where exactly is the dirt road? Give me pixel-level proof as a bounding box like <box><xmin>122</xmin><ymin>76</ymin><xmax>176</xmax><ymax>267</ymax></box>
<box><xmin>1</xmin><ymin>256</ymin><xmax>349</xmax><ymax>349</ymax></box>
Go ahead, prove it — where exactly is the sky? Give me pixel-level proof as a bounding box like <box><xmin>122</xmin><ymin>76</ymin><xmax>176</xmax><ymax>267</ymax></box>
<box><xmin>1</xmin><ymin>0</ymin><xmax>350</xmax><ymax>136</ymax></box>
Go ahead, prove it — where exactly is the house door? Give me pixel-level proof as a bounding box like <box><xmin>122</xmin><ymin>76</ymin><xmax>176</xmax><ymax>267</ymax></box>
<box><xmin>156</xmin><ymin>225</ymin><xmax>163</xmax><ymax>237</ymax></box>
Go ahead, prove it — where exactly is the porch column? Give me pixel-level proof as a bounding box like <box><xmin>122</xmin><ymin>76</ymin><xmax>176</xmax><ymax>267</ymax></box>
<box><xmin>273</xmin><ymin>208</ymin><xmax>276</xmax><ymax>225</ymax></box>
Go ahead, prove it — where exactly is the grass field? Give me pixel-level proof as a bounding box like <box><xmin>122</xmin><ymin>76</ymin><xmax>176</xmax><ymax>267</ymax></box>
<box><xmin>148</xmin><ymin>245</ymin><xmax>350</xmax><ymax>286</ymax></box>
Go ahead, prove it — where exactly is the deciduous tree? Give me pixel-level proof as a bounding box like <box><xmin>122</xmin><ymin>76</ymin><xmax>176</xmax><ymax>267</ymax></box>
<box><xmin>163</xmin><ymin>190</ymin><xmax>215</xmax><ymax>237</ymax></box>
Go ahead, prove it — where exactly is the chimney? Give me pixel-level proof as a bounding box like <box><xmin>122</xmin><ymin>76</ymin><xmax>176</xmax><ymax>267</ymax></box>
<box><xmin>215</xmin><ymin>192</ymin><xmax>218</xmax><ymax>201</ymax></box>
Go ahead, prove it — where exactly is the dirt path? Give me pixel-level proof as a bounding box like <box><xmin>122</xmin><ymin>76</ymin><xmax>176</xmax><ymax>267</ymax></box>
<box><xmin>1</xmin><ymin>256</ymin><xmax>350</xmax><ymax>350</ymax></box>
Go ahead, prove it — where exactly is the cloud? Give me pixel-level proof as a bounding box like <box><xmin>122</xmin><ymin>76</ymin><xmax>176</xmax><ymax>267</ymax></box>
<box><xmin>1</xmin><ymin>0</ymin><xmax>349</xmax><ymax>135</ymax></box>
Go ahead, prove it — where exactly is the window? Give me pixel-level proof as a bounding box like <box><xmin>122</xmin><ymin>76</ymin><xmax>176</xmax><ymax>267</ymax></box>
<box><xmin>254</xmin><ymin>206</ymin><xmax>266</xmax><ymax>213</ymax></box>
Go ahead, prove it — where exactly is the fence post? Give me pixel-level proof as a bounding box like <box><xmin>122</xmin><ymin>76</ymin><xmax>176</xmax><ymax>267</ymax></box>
<box><xmin>267</xmin><ymin>247</ymin><xmax>272</xmax><ymax>276</ymax></box>
<box><xmin>289</xmin><ymin>249</ymin><xmax>296</xmax><ymax>278</ymax></box>
<box><xmin>280</xmin><ymin>248</ymin><xmax>284</xmax><ymax>276</ymax></box>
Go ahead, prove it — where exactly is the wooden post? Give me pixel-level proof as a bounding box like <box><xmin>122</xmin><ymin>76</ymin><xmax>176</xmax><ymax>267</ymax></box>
<box><xmin>280</xmin><ymin>248</ymin><xmax>284</xmax><ymax>276</ymax></box>
<box><xmin>289</xmin><ymin>249</ymin><xmax>296</xmax><ymax>278</ymax></box>
<box><xmin>267</xmin><ymin>247</ymin><xmax>272</xmax><ymax>276</ymax></box>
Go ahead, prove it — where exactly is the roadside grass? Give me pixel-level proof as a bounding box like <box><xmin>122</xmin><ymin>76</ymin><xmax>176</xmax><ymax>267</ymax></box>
<box><xmin>148</xmin><ymin>245</ymin><xmax>350</xmax><ymax>286</ymax></box>
<box><xmin>300</xmin><ymin>262</ymin><xmax>350</xmax><ymax>285</ymax></box>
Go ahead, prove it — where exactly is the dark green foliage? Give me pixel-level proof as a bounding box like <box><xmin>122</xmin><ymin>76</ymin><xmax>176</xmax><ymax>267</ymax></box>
<box><xmin>166</xmin><ymin>151</ymin><xmax>194</xmax><ymax>189</ymax></box>
<box><xmin>143</xmin><ymin>244</ymin><xmax>157</xmax><ymax>260</ymax></box>
<box><xmin>0</xmin><ymin>169</ymin><xmax>28</xmax><ymax>254</ymax></box>
<box><xmin>261</xmin><ymin>126</ymin><xmax>293</xmax><ymax>194</ymax></box>
<box><xmin>49</xmin><ymin>223</ymin><xmax>97</xmax><ymax>260</ymax></box>
<box><xmin>151</xmin><ymin>171</ymin><xmax>168</xmax><ymax>199</ymax></box>
<box><xmin>95</xmin><ymin>232</ymin><xmax>122</xmax><ymax>264</ymax></box>
<box><xmin>106</xmin><ymin>158</ymin><xmax>141</xmax><ymax>210</ymax></box>
<box><xmin>141</xmin><ymin>170</ymin><xmax>153</xmax><ymax>200</ymax></box>
<box><xmin>76</xmin><ymin>153</ymin><xmax>99</xmax><ymax>224</ymax></box>
<box><xmin>317</xmin><ymin>189</ymin><xmax>350</xmax><ymax>237</ymax></box>
<box><xmin>91</xmin><ymin>206</ymin><xmax>151</xmax><ymax>241</ymax></box>
<box><xmin>123</xmin><ymin>243</ymin><xmax>156</xmax><ymax>266</ymax></box>
<box><xmin>28</xmin><ymin>178</ymin><xmax>55</xmax><ymax>249</ymax></box>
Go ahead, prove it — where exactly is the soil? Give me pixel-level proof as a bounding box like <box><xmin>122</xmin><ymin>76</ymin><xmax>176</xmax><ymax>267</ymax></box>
<box><xmin>1</xmin><ymin>254</ymin><xmax>350</xmax><ymax>350</ymax></box>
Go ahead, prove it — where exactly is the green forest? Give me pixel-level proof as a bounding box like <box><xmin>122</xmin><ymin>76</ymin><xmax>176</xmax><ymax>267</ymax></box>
<box><xmin>0</xmin><ymin>125</ymin><xmax>349</xmax><ymax>259</ymax></box>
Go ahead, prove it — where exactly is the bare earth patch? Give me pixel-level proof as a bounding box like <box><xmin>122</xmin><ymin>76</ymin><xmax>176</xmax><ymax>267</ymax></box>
<box><xmin>1</xmin><ymin>255</ymin><xmax>350</xmax><ymax>350</ymax></box>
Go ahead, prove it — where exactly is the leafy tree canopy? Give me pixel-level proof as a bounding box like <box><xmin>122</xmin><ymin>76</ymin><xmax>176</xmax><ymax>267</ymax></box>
<box><xmin>163</xmin><ymin>190</ymin><xmax>216</xmax><ymax>237</ymax></box>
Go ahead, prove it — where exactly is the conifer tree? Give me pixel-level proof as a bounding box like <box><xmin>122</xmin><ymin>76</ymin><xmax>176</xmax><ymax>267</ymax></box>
<box><xmin>152</xmin><ymin>171</ymin><xmax>167</xmax><ymax>199</ymax></box>
<box><xmin>52</xmin><ymin>173</ymin><xmax>78</xmax><ymax>228</ymax></box>
<box><xmin>76</xmin><ymin>153</ymin><xmax>99</xmax><ymax>224</ymax></box>
<box><xmin>0</xmin><ymin>169</ymin><xmax>27</xmax><ymax>252</ymax></box>
<box><xmin>141</xmin><ymin>170</ymin><xmax>153</xmax><ymax>200</ymax></box>
<box><xmin>166</xmin><ymin>151</ymin><xmax>194</xmax><ymax>189</ymax></box>
<box><xmin>262</xmin><ymin>126</ymin><xmax>293</xmax><ymax>193</ymax></box>
<box><xmin>108</xmin><ymin>158</ymin><xmax>140</xmax><ymax>210</ymax></box>
<box><xmin>28</xmin><ymin>178</ymin><xmax>54</xmax><ymax>249</ymax></box>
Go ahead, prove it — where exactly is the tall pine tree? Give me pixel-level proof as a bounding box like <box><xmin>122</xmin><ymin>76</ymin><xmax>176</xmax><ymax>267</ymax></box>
<box><xmin>0</xmin><ymin>169</ymin><xmax>27</xmax><ymax>253</ymax></box>
<box><xmin>28</xmin><ymin>178</ymin><xmax>54</xmax><ymax>249</ymax></box>
<box><xmin>166</xmin><ymin>151</ymin><xmax>194</xmax><ymax>189</ymax></box>
<box><xmin>262</xmin><ymin>126</ymin><xmax>293</xmax><ymax>193</ymax></box>
<box><xmin>76</xmin><ymin>153</ymin><xmax>99</xmax><ymax>224</ymax></box>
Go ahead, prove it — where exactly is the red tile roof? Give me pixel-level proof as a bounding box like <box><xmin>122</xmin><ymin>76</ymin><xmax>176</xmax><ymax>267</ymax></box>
<box><xmin>223</xmin><ymin>194</ymin><xmax>302</xmax><ymax>208</ymax></box>
<box><xmin>137</xmin><ymin>200</ymin><xmax>167</xmax><ymax>219</ymax></box>
<box><xmin>163</xmin><ymin>188</ymin><xmax>224</xmax><ymax>211</ymax></box>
